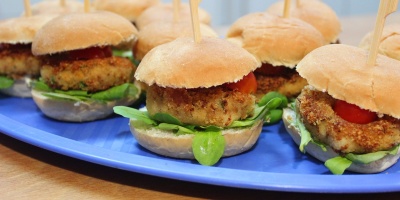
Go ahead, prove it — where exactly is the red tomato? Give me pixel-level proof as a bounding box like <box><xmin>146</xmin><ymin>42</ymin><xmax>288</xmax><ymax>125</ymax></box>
<box><xmin>254</xmin><ymin>63</ymin><xmax>291</xmax><ymax>76</ymax></box>
<box><xmin>0</xmin><ymin>43</ymin><xmax>31</xmax><ymax>51</ymax></box>
<box><xmin>68</xmin><ymin>46</ymin><xmax>112</xmax><ymax>60</ymax></box>
<box><xmin>224</xmin><ymin>72</ymin><xmax>257</xmax><ymax>94</ymax></box>
<box><xmin>333</xmin><ymin>100</ymin><xmax>378</xmax><ymax>124</ymax></box>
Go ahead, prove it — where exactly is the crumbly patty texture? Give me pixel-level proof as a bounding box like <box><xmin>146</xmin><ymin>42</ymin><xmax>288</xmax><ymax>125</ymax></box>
<box><xmin>0</xmin><ymin>48</ymin><xmax>41</xmax><ymax>79</ymax></box>
<box><xmin>146</xmin><ymin>85</ymin><xmax>256</xmax><ymax>127</ymax></box>
<box><xmin>297</xmin><ymin>85</ymin><xmax>400</xmax><ymax>154</ymax></box>
<box><xmin>40</xmin><ymin>56</ymin><xmax>135</xmax><ymax>92</ymax></box>
<box><xmin>255</xmin><ymin>68</ymin><xmax>307</xmax><ymax>100</ymax></box>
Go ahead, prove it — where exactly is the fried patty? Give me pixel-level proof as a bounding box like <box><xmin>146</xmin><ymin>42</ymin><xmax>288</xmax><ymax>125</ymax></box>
<box><xmin>297</xmin><ymin>85</ymin><xmax>400</xmax><ymax>154</ymax></box>
<box><xmin>146</xmin><ymin>85</ymin><xmax>256</xmax><ymax>127</ymax></box>
<box><xmin>41</xmin><ymin>56</ymin><xmax>135</xmax><ymax>92</ymax></box>
<box><xmin>0</xmin><ymin>48</ymin><xmax>41</xmax><ymax>79</ymax></box>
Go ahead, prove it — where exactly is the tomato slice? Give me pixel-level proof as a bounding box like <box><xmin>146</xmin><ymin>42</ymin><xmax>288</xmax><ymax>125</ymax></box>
<box><xmin>333</xmin><ymin>100</ymin><xmax>378</xmax><ymax>124</ymax></box>
<box><xmin>254</xmin><ymin>62</ymin><xmax>292</xmax><ymax>76</ymax></box>
<box><xmin>67</xmin><ymin>46</ymin><xmax>112</xmax><ymax>60</ymax></box>
<box><xmin>0</xmin><ymin>43</ymin><xmax>31</xmax><ymax>51</ymax></box>
<box><xmin>224</xmin><ymin>72</ymin><xmax>257</xmax><ymax>94</ymax></box>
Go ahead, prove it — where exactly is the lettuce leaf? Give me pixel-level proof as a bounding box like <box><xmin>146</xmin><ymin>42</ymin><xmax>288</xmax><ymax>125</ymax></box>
<box><xmin>112</xmin><ymin>49</ymin><xmax>140</xmax><ymax>66</ymax></box>
<box><xmin>113</xmin><ymin>92</ymin><xmax>279</xmax><ymax>166</ymax></box>
<box><xmin>0</xmin><ymin>76</ymin><xmax>14</xmax><ymax>89</ymax></box>
<box><xmin>288</xmin><ymin>102</ymin><xmax>400</xmax><ymax>175</ymax></box>
<box><xmin>31</xmin><ymin>79</ymin><xmax>139</xmax><ymax>102</ymax></box>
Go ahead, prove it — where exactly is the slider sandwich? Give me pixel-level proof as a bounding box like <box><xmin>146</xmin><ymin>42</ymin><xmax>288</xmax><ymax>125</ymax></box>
<box><xmin>283</xmin><ymin>44</ymin><xmax>400</xmax><ymax>174</ymax></box>
<box><xmin>226</xmin><ymin>12</ymin><xmax>325</xmax><ymax>100</ymax></box>
<box><xmin>114</xmin><ymin>37</ymin><xmax>282</xmax><ymax>166</ymax></box>
<box><xmin>0</xmin><ymin>14</ymin><xmax>56</xmax><ymax>97</ymax></box>
<box><xmin>31</xmin><ymin>11</ymin><xmax>141</xmax><ymax>122</ymax></box>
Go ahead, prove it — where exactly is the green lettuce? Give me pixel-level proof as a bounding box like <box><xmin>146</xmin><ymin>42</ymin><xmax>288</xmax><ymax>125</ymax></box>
<box><xmin>0</xmin><ymin>76</ymin><xmax>14</xmax><ymax>89</ymax></box>
<box><xmin>31</xmin><ymin>79</ymin><xmax>140</xmax><ymax>103</ymax></box>
<box><xmin>288</xmin><ymin>102</ymin><xmax>400</xmax><ymax>175</ymax></box>
<box><xmin>259</xmin><ymin>91</ymin><xmax>289</xmax><ymax>125</ymax></box>
<box><xmin>112</xmin><ymin>49</ymin><xmax>140</xmax><ymax>66</ymax></box>
<box><xmin>113</xmin><ymin>93</ymin><xmax>282</xmax><ymax>166</ymax></box>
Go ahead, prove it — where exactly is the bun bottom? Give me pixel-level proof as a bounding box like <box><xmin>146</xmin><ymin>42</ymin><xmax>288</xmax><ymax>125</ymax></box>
<box><xmin>0</xmin><ymin>77</ymin><xmax>33</xmax><ymax>98</ymax></box>
<box><xmin>32</xmin><ymin>88</ymin><xmax>141</xmax><ymax>122</ymax></box>
<box><xmin>130</xmin><ymin>120</ymin><xmax>264</xmax><ymax>159</ymax></box>
<box><xmin>282</xmin><ymin>108</ymin><xmax>400</xmax><ymax>174</ymax></box>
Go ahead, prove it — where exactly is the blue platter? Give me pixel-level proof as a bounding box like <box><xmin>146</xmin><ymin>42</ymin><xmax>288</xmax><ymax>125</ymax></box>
<box><xmin>1</xmin><ymin>94</ymin><xmax>400</xmax><ymax>193</ymax></box>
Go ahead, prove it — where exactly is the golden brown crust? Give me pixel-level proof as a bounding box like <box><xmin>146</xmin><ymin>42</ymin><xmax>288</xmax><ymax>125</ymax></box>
<box><xmin>130</xmin><ymin>119</ymin><xmax>264</xmax><ymax>159</ymax></box>
<box><xmin>135</xmin><ymin>3</ymin><xmax>211</xmax><ymax>29</ymax></box>
<box><xmin>40</xmin><ymin>56</ymin><xmax>135</xmax><ymax>92</ymax></box>
<box><xmin>255</xmin><ymin>69</ymin><xmax>307</xmax><ymax>99</ymax></box>
<box><xmin>32</xmin><ymin>11</ymin><xmax>138</xmax><ymax>56</ymax></box>
<box><xmin>92</xmin><ymin>0</ymin><xmax>160</xmax><ymax>22</ymax></box>
<box><xmin>146</xmin><ymin>84</ymin><xmax>255</xmax><ymax>127</ymax></box>
<box><xmin>0</xmin><ymin>48</ymin><xmax>41</xmax><ymax>79</ymax></box>
<box><xmin>266</xmin><ymin>0</ymin><xmax>341</xmax><ymax>44</ymax></box>
<box><xmin>226</xmin><ymin>12</ymin><xmax>325</xmax><ymax>68</ymax></box>
<box><xmin>283</xmin><ymin>107</ymin><xmax>400</xmax><ymax>174</ymax></box>
<box><xmin>359</xmin><ymin>23</ymin><xmax>400</xmax><ymax>61</ymax></box>
<box><xmin>297</xmin><ymin>86</ymin><xmax>400</xmax><ymax>154</ymax></box>
<box><xmin>296</xmin><ymin>44</ymin><xmax>400</xmax><ymax>118</ymax></box>
<box><xmin>0</xmin><ymin>14</ymin><xmax>57</xmax><ymax>44</ymax></box>
<box><xmin>135</xmin><ymin>37</ymin><xmax>261</xmax><ymax>89</ymax></box>
<box><xmin>134</xmin><ymin>21</ymin><xmax>218</xmax><ymax>61</ymax></box>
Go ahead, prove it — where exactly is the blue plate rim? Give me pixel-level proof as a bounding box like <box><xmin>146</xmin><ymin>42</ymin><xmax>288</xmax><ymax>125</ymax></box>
<box><xmin>2</xmin><ymin>114</ymin><xmax>400</xmax><ymax>193</ymax></box>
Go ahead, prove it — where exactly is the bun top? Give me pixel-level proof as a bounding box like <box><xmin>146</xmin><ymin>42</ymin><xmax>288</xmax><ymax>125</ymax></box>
<box><xmin>226</xmin><ymin>12</ymin><xmax>325</xmax><ymax>68</ymax></box>
<box><xmin>135</xmin><ymin>37</ymin><xmax>261</xmax><ymax>89</ymax></box>
<box><xmin>22</xmin><ymin>0</ymin><xmax>84</xmax><ymax>16</ymax></box>
<box><xmin>297</xmin><ymin>44</ymin><xmax>400</xmax><ymax>118</ymax></box>
<box><xmin>134</xmin><ymin>21</ymin><xmax>218</xmax><ymax>61</ymax></box>
<box><xmin>32</xmin><ymin>11</ymin><xmax>138</xmax><ymax>56</ymax></box>
<box><xmin>266</xmin><ymin>0</ymin><xmax>341</xmax><ymax>44</ymax></box>
<box><xmin>0</xmin><ymin>14</ymin><xmax>57</xmax><ymax>44</ymax></box>
<box><xmin>92</xmin><ymin>0</ymin><xmax>160</xmax><ymax>22</ymax></box>
<box><xmin>135</xmin><ymin>3</ymin><xmax>211</xmax><ymax>30</ymax></box>
<box><xmin>359</xmin><ymin>24</ymin><xmax>400</xmax><ymax>61</ymax></box>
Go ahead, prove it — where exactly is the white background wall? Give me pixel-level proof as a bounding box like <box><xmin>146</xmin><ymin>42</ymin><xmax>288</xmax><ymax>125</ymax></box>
<box><xmin>0</xmin><ymin>0</ymin><xmax>386</xmax><ymax>26</ymax></box>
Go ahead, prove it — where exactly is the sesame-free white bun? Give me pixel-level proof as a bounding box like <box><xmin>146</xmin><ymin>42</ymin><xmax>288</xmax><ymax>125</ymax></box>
<box><xmin>266</xmin><ymin>0</ymin><xmax>341</xmax><ymax>44</ymax></box>
<box><xmin>282</xmin><ymin>108</ymin><xmax>400</xmax><ymax>173</ymax></box>
<box><xmin>359</xmin><ymin>23</ymin><xmax>400</xmax><ymax>61</ymax></box>
<box><xmin>31</xmin><ymin>85</ymin><xmax>141</xmax><ymax>122</ymax></box>
<box><xmin>0</xmin><ymin>14</ymin><xmax>57</xmax><ymax>44</ymax></box>
<box><xmin>32</xmin><ymin>11</ymin><xmax>138</xmax><ymax>55</ymax></box>
<box><xmin>296</xmin><ymin>44</ymin><xmax>400</xmax><ymax>119</ymax></box>
<box><xmin>130</xmin><ymin>119</ymin><xmax>263</xmax><ymax>159</ymax></box>
<box><xmin>92</xmin><ymin>0</ymin><xmax>160</xmax><ymax>22</ymax></box>
<box><xmin>22</xmin><ymin>0</ymin><xmax>85</xmax><ymax>16</ymax></box>
<box><xmin>134</xmin><ymin>21</ymin><xmax>218</xmax><ymax>61</ymax></box>
<box><xmin>135</xmin><ymin>3</ymin><xmax>211</xmax><ymax>29</ymax></box>
<box><xmin>135</xmin><ymin>37</ymin><xmax>261</xmax><ymax>89</ymax></box>
<box><xmin>226</xmin><ymin>12</ymin><xmax>325</xmax><ymax>68</ymax></box>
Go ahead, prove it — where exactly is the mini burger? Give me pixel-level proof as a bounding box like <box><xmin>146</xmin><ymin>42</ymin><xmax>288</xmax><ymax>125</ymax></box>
<box><xmin>266</xmin><ymin>0</ymin><xmax>341</xmax><ymax>44</ymax></box>
<box><xmin>135</xmin><ymin>2</ymin><xmax>211</xmax><ymax>30</ymax></box>
<box><xmin>92</xmin><ymin>0</ymin><xmax>160</xmax><ymax>25</ymax></box>
<box><xmin>226</xmin><ymin>12</ymin><xmax>325</xmax><ymax>100</ymax></box>
<box><xmin>283</xmin><ymin>44</ymin><xmax>400</xmax><ymax>174</ymax></box>
<box><xmin>0</xmin><ymin>14</ymin><xmax>56</xmax><ymax>97</ymax></box>
<box><xmin>31</xmin><ymin>11</ymin><xmax>141</xmax><ymax>122</ymax></box>
<box><xmin>359</xmin><ymin>23</ymin><xmax>400</xmax><ymax>61</ymax></box>
<box><xmin>114</xmin><ymin>37</ymin><xmax>282</xmax><ymax>166</ymax></box>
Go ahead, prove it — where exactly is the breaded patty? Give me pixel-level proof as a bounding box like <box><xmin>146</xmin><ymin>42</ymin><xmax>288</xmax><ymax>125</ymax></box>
<box><xmin>254</xmin><ymin>64</ymin><xmax>307</xmax><ymax>100</ymax></box>
<box><xmin>0</xmin><ymin>48</ymin><xmax>41</xmax><ymax>79</ymax></box>
<box><xmin>41</xmin><ymin>57</ymin><xmax>135</xmax><ymax>92</ymax></box>
<box><xmin>146</xmin><ymin>85</ymin><xmax>256</xmax><ymax>127</ymax></box>
<box><xmin>297</xmin><ymin>86</ymin><xmax>400</xmax><ymax>154</ymax></box>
